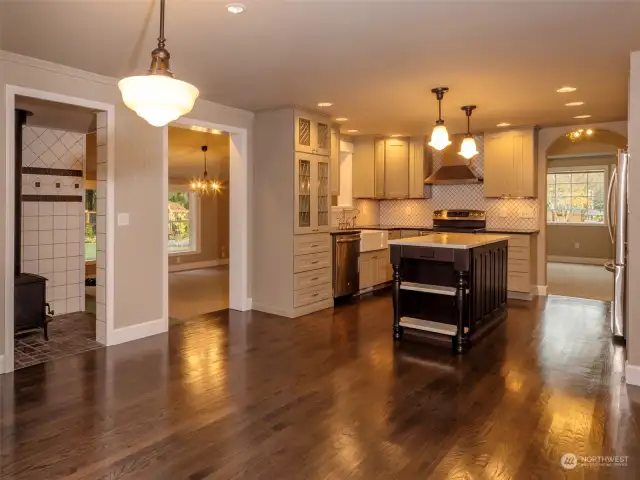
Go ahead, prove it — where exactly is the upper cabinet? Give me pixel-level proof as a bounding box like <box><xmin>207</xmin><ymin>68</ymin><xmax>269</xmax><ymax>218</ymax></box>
<box><xmin>352</xmin><ymin>135</ymin><xmax>431</xmax><ymax>199</ymax></box>
<box><xmin>294</xmin><ymin>154</ymin><xmax>331</xmax><ymax>234</ymax></box>
<box><xmin>330</xmin><ymin>126</ymin><xmax>340</xmax><ymax>196</ymax></box>
<box><xmin>295</xmin><ymin>110</ymin><xmax>331</xmax><ymax>156</ymax></box>
<box><xmin>484</xmin><ymin>128</ymin><xmax>537</xmax><ymax>198</ymax></box>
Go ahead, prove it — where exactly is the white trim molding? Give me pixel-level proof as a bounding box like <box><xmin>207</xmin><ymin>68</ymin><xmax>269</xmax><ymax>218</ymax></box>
<box><xmin>536</xmin><ymin>285</ymin><xmax>548</xmax><ymax>296</ymax></box>
<box><xmin>626</xmin><ymin>362</ymin><xmax>640</xmax><ymax>386</ymax></box>
<box><xmin>0</xmin><ymin>355</ymin><xmax>5</xmax><ymax>375</ymax></box>
<box><xmin>108</xmin><ymin>318</ymin><xmax>166</xmax><ymax>346</ymax></box>
<box><xmin>508</xmin><ymin>291</ymin><xmax>534</xmax><ymax>301</ymax></box>
<box><xmin>547</xmin><ymin>256</ymin><xmax>609</xmax><ymax>266</ymax></box>
<box><xmin>169</xmin><ymin>259</ymin><xmax>229</xmax><ymax>273</ymax></box>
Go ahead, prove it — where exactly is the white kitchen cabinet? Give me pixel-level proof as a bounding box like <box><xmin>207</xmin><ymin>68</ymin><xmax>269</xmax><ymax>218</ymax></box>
<box><xmin>374</xmin><ymin>137</ymin><xmax>386</xmax><ymax>198</ymax></box>
<box><xmin>294</xmin><ymin>154</ymin><xmax>331</xmax><ymax>234</ymax></box>
<box><xmin>330</xmin><ymin>126</ymin><xmax>340</xmax><ymax>196</ymax></box>
<box><xmin>294</xmin><ymin>110</ymin><xmax>331</xmax><ymax>156</ymax></box>
<box><xmin>352</xmin><ymin>135</ymin><xmax>377</xmax><ymax>198</ymax></box>
<box><xmin>409</xmin><ymin>136</ymin><xmax>432</xmax><ymax>198</ymax></box>
<box><xmin>384</xmin><ymin>138</ymin><xmax>409</xmax><ymax>198</ymax></box>
<box><xmin>359</xmin><ymin>249</ymin><xmax>392</xmax><ymax>289</ymax></box>
<box><xmin>484</xmin><ymin>128</ymin><xmax>537</xmax><ymax>198</ymax></box>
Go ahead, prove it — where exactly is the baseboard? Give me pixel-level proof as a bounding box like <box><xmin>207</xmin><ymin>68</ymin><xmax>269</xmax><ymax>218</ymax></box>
<box><xmin>536</xmin><ymin>285</ymin><xmax>548</xmax><ymax>296</ymax></box>
<box><xmin>626</xmin><ymin>362</ymin><xmax>640</xmax><ymax>386</ymax></box>
<box><xmin>252</xmin><ymin>299</ymin><xmax>333</xmax><ymax>318</ymax></box>
<box><xmin>108</xmin><ymin>317</ymin><xmax>167</xmax><ymax>346</ymax></box>
<box><xmin>245</xmin><ymin>298</ymin><xmax>252</xmax><ymax>310</ymax></box>
<box><xmin>169</xmin><ymin>258</ymin><xmax>229</xmax><ymax>273</ymax></box>
<box><xmin>547</xmin><ymin>256</ymin><xmax>609</xmax><ymax>266</ymax></box>
<box><xmin>252</xmin><ymin>302</ymin><xmax>295</xmax><ymax>318</ymax></box>
<box><xmin>0</xmin><ymin>354</ymin><xmax>5</xmax><ymax>375</ymax></box>
<box><xmin>508</xmin><ymin>291</ymin><xmax>534</xmax><ymax>301</ymax></box>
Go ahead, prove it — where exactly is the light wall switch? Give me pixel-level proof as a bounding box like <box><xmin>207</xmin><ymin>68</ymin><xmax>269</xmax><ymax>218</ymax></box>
<box><xmin>575</xmin><ymin>242</ymin><xmax>580</xmax><ymax>249</ymax></box>
<box><xmin>117</xmin><ymin>213</ymin><xmax>130</xmax><ymax>226</ymax></box>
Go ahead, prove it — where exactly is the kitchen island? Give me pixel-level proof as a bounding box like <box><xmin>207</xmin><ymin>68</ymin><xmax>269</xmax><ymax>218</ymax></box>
<box><xmin>388</xmin><ymin>233</ymin><xmax>509</xmax><ymax>353</ymax></box>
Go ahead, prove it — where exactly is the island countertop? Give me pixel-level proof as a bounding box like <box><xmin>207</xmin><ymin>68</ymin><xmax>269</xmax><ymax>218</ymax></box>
<box><xmin>388</xmin><ymin>232</ymin><xmax>510</xmax><ymax>250</ymax></box>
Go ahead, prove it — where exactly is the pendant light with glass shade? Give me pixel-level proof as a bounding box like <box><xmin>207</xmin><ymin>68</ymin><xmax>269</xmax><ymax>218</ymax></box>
<box><xmin>428</xmin><ymin>87</ymin><xmax>452</xmax><ymax>150</ymax></box>
<box><xmin>191</xmin><ymin>145</ymin><xmax>221</xmax><ymax>196</ymax></box>
<box><xmin>458</xmin><ymin>105</ymin><xmax>479</xmax><ymax>159</ymax></box>
<box><xmin>118</xmin><ymin>0</ymin><xmax>199</xmax><ymax>127</ymax></box>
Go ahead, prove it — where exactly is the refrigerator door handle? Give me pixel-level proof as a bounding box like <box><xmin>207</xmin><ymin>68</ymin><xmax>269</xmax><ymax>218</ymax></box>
<box><xmin>607</xmin><ymin>167</ymin><xmax>617</xmax><ymax>244</ymax></box>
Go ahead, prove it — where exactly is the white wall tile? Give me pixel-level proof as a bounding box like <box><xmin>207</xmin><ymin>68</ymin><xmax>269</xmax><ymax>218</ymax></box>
<box><xmin>24</xmin><ymin>245</ymin><xmax>38</xmax><ymax>261</ymax></box>
<box><xmin>23</xmin><ymin>230</ymin><xmax>38</xmax><ymax>246</ymax></box>
<box><xmin>67</xmin><ymin>202</ymin><xmax>82</xmax><ymax>215</ymax></box>
<box><xmin>52</xmin><ymin>299</ymin><xmax>66</xmax><ymax>316</ymax></box>
<box><xmin>96</xmin><ymin>302</ymin><xmax>106</xmax><ymax>322</ymax></box>
<box><xmin>53</xmin><ymin>257</ymin><xmax>66</xmax><ymax>272</ymax></box>
<box><xmin>97</xmin><ymin>181</ymin><xmax>106</xmax><ymax>199</ymax></box>
<box><xmin>67</xmin><ymin>228</ymin><xmax>81</xmax><ymax>243</ymax></box>
<box><xmin>96</xmin><ymin>127</ymin><xmax>106</xmax><ymax>146</ymax></box>
<box><xmin>38</xmin><ymin>259</ymin><xmax>53</xmax><ymax>274</ymax></box>
<box><xmin>66</xmin><ymin>215</ymin><xmax>80</xmax><ymax>230</ymax></box>
<box><xmin>97</xmin><ymin>163</ymin><xmax>107</xmax><ymax>181</ymax></box>
<box><xmin>46</xmin><ymin>286</ymin><xmax>53</xmax><ymax>302</ymax></box>
<box><xmin>39</xmin><ymin>230</ymin><xmax>54</xmax><ymax>245</ymax></box>
<box><xmin>53</xmin><ymin>229</ymin><xmax>66</xmax><ymax>243</ymax></box>
<box><xmin>39</xmin><ymin>216</ymin><xmax>53</xmax><ymax>231</ymax></box>
<box><xmin>96</xmin><ymin>320</ymin><xmax>106</xmax><ymax>344</ymax></box>
<box><xmin>96</xmin><ymin>267</ymin><xmax>105</xmax><ymax>286</ymax></box>
<box><xmin>53</xmin><ymin>202</ymin><xmax>67</xmax><ymax>216</ymax></box>
<box><xmin>39</xmin><ymin>244</ymin><xmax>53</xmax><ymax>259</ymax></box>
<box><xmin>23</xmin><ymin>202</ymin><xmax>38</xmax><ymax>216</ymax></box>
<box><xmin>96</xmin><ymin>286</ymin><xmax>105</xmax><ymax>304</ymax></box>
<box><xmin>53</xmin><ymin>243</ymin><xmax>66</xmax><ymax>258</ymax></box>
<box><xmin>38</xmin><ymin>202</ymin><xmax>53</xmax><ymax>216</ymax></box>
<box><xmin>66</xmin><ymin>256</ymin><xmax>80</xmax><ymax>270</ymax></box>
<box><xmin>96</xmin><ymin>215</ymin><xmax>106</xmax><ymax>233</ymax></box>
<box><xmin>97</xmin><ymin>198</ymin><xmax>106</xmax><ymax>214</ymax></box>
<box><xmin>53</xmin><ymin>215</ymin><xmax>66</xmax><ymax>230</ymax></box>
<box><xmin>24</xmin><ymin>217</ymin><xmax>38</xmax><ymax>231</ymax></box>
<box><xmin>66</xmin><ymin>297</ymin><xmax>80</xmax><ymax>314</ymax></box>
<box><xmin>53</xmin><ymin>271</ymin><xmax>66</xmax><ymax>287</ymax></box>
<box><xmin>66</xmin><ymin>283</ymin><xmax>80</xmax><ymax>298</ymax></box>
<box><xmin>52</xmin><ymin>285</ymin><xmax>66</xmax><ymax>300</ymax></box>
<box><xmin>66</xmin><ymin>242</ymin><xmax>80</xmax><ymax>256</ymax></box>
<box><xmin>67</xmin><ymin>269</ymin><xmax>80</xmax><ymax>284</ymax></box>
<box><xmin>23</xmin><ymin>260</ymin><xmax>38</xmax><ymax>274</ymax></box>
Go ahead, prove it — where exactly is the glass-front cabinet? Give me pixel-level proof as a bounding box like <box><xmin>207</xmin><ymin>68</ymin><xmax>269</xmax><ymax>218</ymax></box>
<box><xmin>294</xmin><ymin>110</ymin><xmax>331</xmax><ymax>156</ymax></box>
<box><xmin>294</xmin><ymin>154</ymin><xmax>331</xmax><ymax>234</ymax></box>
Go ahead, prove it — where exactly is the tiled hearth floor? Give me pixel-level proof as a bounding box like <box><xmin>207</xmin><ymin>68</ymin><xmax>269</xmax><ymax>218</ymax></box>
<box><xmin>14</xmin><ymin>312</ymin><xmax>103</xmax><ymax>370</ymax></box>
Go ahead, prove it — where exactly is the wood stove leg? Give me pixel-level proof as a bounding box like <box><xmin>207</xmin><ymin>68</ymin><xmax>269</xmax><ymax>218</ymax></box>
<box><xmin>392</xmin><ymin>263</ymin><xmax>403</xmax><ymax>341</ymax></box>
<box><xmin>454</xmin><ymin>270</ymin><xmax>468</xmax><ymax>354</ymax></box>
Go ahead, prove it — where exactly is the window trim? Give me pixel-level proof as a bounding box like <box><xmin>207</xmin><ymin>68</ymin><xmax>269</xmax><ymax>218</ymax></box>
<box><xmin>168</xmin><ymin>186</ymin><xmax>201</xmax><ymax>256</ymax></box>
<box><xmin>546</xmin><ymin>165</ymin><xmax>609</xmax><ymax>227</ymax></box>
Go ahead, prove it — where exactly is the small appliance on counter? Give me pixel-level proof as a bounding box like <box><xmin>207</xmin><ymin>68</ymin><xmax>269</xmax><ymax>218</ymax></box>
<box><xmin>332</xmin><ymin>232</ymin><xmax>360</xmax><ymax>298</ymax></box>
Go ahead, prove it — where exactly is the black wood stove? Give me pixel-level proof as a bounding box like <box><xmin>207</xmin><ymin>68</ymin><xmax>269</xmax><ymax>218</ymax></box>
<box><xmin>14</xmin><ymin>109</ymin><xmax>53</xmax><ymax>340</ymax></box>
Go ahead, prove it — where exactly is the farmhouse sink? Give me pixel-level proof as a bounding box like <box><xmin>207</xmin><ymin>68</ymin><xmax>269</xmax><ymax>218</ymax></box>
<box><xmin>360</xmin><ymin>230</ymin><xmax>388</xmax><ymax>252</ymax></box>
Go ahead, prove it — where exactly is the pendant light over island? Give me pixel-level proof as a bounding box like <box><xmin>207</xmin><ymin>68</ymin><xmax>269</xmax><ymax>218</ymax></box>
<box><xmin>458</xmin><ymin>105</ymin><xmax>479</xmax><ymax>159</ymax></box>
<box><xmin>428</xmin><ymin>87</ymin><xmax>452</xmax><ymax>150</ymax></box>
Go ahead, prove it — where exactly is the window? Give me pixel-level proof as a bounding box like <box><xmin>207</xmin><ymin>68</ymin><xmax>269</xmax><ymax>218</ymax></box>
<box><xmin>85</xmin><ymin>189</ymin><xmax>97</xmax><ymax>261</ymax></box>
<box><xmin>547</xmin><ymin>168</ymin><xmax>606</xmax><ymax>224</ymax></box>
<box><xmin>168</xmin><ymin>189</ymin><xmax>198</xmax><ymax>253</ymax></box>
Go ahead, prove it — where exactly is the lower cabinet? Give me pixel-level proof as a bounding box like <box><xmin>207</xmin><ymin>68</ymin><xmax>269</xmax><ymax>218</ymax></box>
<box><xmin>506</xmin><ymin>234</ymin><xmax>537</xmax><ymax>296</ymax></box>
<box><xmin>359</xmin><ymin>249</ymin><xmax>391</xmax><ymax>290</ymax></box>
<box><xmin>293</xmin><ymin>233</ymin><xmax>333</xmax><ymax>311</ymax></box>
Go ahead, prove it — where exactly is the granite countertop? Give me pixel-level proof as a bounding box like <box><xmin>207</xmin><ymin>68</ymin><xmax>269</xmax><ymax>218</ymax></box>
<box><xmin>388</xmin><ymin>232</ymin><xmax>510</xmax><ymax>250</ymax></box>
<box><xmin>355</xmin><ymin>225</ymin><xmax>432</xmax><ymax>231</ymax></box>
<box><xmin>485</xmin><ymin>228</ymin><xmax>539</xmax><ymax>234</ymax></box>
<box><xmin>330</xmin><ymin>229</ymin><xmax>361</xmax><ymax>235</ymax></box>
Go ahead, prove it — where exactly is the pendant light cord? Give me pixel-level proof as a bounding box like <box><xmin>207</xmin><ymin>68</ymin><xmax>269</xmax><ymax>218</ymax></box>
<box><xmin>467</xmin><ymin>114</ymin><xmax>470</xmax><ymax>135</ymax></box>
<box><xmin>438</xmin><ymin>99</ymin><xmax>442</xmax><ymax>122</ymax></box>
<box><xmin>158</xmin><ymin>0</ymin><xmax>166</xmax><ymax>49</ymax></box>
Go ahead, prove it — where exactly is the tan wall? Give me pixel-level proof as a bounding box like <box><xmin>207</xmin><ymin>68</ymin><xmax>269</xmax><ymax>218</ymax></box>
<box><xmin>546</xmin><ymin>154</ymin><xmax>616</xmax><ymax>260</ymax></box>
<box><xmin>628</xmin><ymin>51</ymin><xmax>640</xmax><ymax>366</ymax></box>
<box><xmin>0</xmin><ymin>51</ymin><xmax>253</xmax><ymax>354</ymax></box>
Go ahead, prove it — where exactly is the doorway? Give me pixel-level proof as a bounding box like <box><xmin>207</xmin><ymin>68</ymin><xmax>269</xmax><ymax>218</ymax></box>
<box><xmin>6</xmin><ymin>92</ymin><xmax>113</xmax><ymax>371</ymax></box>
<box><xmin>167</xmin><ymin>126</ymin><xmax>231</xmax><ymax>320</ymax></box>
<box><xmin>545</xmin><ymin>128</ymin><xmax>626</xmax><ymax>301</ymax></box>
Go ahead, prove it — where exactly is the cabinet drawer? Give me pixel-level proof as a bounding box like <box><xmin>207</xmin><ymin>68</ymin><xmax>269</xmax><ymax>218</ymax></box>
<box><xmin>388</xmin><ymin>230</ymin><xmax>402</xmax><ymax>240</ymax></box>
<box><xmin>508</xmin><ymin>258</ymin><xmax>530</xmax><ymax>274</ymax></box>
<box><xmin>294</xmin><ymin>251</ymin><xmax>331</xmax><ymax>273</ymax></box>
<box><xmin>294</xmin><ymin>268</ymin><xmax>331</xmax><ymax>291</ymax></box>
<box><xmin>509</xmin><ymin>245</ymin><xmax>530</xmax><ymax>260</ymax></box>
<box><xmin>294</xmin><ymin>283</ymin><xmax>332</xmax><ymax>308</ymax></box>
<box><xmin>401</xmin><ymin>245</ymin><xmax>455</xmax><ymax>263</ymax></box>
<box><xmin>294</xmin><ymin>233</ymin><xmax>331</xmax><ymax>256</ymax></box>
<box><xmin>507</xmin><ymin>235</ymin><xmax>530</xmax><ymax>249</ymax></box>
<box><xmin>508</xmin><ymin>272</ymin><xmax>531</xmax><ymax>293</ymax></box>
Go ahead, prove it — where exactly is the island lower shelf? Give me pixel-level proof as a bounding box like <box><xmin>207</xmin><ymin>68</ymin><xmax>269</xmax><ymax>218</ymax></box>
<box><xmin>390</xmin><ymin>236</ymin><xmax>509</xmax><ymax>353</ymax></box>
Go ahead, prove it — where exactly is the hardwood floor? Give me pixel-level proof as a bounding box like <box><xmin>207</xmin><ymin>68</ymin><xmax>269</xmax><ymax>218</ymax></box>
<box><xmin>1</xmin><ymin>293</ymin><xmax>640</xmax><ymax>479</ymax></box>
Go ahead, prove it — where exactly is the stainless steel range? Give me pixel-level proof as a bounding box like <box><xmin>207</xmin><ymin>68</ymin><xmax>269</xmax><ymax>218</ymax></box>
<box><xmin>432</xmin><ymin>209</ymin><xmax>486</xmax><ymax>233</ymax></box>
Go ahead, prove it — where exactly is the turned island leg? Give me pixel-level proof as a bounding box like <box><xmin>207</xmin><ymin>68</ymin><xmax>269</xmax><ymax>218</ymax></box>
<box><xmin>455</xmin><ymin>270</ymin><xmax>468</xmax><ymax>354</ymax></box>
<box><xmin>392</xmin><ymin>263</ymin><xmax>403</xmax><ymax>341</ymax></box>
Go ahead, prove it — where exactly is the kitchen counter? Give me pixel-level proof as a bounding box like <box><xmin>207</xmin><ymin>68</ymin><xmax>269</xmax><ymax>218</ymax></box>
<box><xmin>330</xmin><ymin>229</ymin><xmax>361</xmax><ymax>235</ymax></box>
<box><xmin>389</xmin><ymin>232</ymin><xmax>510</xmax><ymax>250</ymax></box>
<box><xmin>355</xmin><ymin>225</ymin><xmax>432</xmax><ymax>231</ymax></box>
<box><xmin>485</xmin><ymin>228</ymin><xmax>539</xmax><ymax>234</ymax></box>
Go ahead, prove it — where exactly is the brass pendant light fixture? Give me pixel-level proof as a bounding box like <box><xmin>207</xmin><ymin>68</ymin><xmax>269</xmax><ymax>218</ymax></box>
<box><xmin>118</xmin><ymin>0</ymin><xmax>199</xmax><ymax>127</ymax></box>
<box><xmin>428</xmin><ymin>87</ymin><xmax>452</xmax><ymax>150</ymax></box>
<box><xmin>191</xmin><ymin>145</ymin><xmax>221</xmax><ymax>195</ymax></box>
<box><xmin>458</xmin><ymin>105</ymin><xmax>479</xmax><ymax>159</ymax></box>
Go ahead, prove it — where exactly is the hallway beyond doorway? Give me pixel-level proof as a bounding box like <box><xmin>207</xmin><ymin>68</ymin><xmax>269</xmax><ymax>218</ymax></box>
<box><xmin>169</xmin><ymin>266</ymin><xmax>229</xmax><ymax>320</ymax></box>
<box><xmin>547</xmin><ymin>262</ymin><xmax>613</xmax><ymax>302</ymax></box>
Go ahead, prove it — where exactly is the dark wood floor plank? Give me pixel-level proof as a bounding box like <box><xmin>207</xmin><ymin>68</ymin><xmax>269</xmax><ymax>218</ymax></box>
<box><xmin>2</xmin><ymin>293</ymin><xmax>640</xmax><ymax>479</ymax></box>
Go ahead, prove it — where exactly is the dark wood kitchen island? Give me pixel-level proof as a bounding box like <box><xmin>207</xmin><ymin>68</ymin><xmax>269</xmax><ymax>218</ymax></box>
<box><xmin>388</xmin><ymin>233</ymin><xmax>509</xmax><ymax>353</ymax></box>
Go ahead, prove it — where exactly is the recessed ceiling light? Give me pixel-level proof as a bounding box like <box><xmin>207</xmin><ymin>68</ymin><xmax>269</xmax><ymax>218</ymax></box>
<box><xmin>226</xmin><ymin>3</ymin><xmax>246</xmax><ymax>14</ymax></box>
<box><xmin>496</xmin><ymin>122</ymin><xmax>511</xmax><ymax>127</ymax></box>
<box><xmin>335</xmin><ymin>117</ymin><xmax>348</xmax><ymax>122</ymax></box>
<box><xmin>347</xmin><ymin>129</ymin><xmax>359</xmax><ymax>133</ymax></box>
<box><xmin>557</xmin><ymin>86</ymin><xmax>577</xmax><ymax>93</ymax></box>
<box><xmin>565</xmin><ymin>101</ymin><xmax>584</xmax><ymax>107</ymax></box>
<box><xmin>317</xmin><ymin>102</ymin><xmax>333</xmax><ymax>108</ymax></box>
<box><xmin>390</xmin><ymin>134</ymin><xmax>402</xmax><ymax>137</ymax></box>
<box><xmin>573</xmin><ymin>114</ymin><xmax>592</xmax><ymax>119</ymax></box>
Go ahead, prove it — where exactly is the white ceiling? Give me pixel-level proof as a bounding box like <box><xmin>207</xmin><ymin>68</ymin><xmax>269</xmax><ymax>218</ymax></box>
<box><xmin>2</xmin><ymin>1</ymin><xmax>639</xmax><ymax>135</ymax></box>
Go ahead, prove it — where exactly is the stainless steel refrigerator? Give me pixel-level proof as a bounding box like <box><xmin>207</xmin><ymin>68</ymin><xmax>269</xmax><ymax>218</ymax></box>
<box><xmin>605</xmin><ymin>149</ymin><xmax>629</xmax><ymax>340</ymax></box>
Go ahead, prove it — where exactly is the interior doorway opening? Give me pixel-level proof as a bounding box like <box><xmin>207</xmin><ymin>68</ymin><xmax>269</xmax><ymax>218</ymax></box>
<box><xmin>10</xmin><ymin>95</ymin><xmax>109</xmax><ymax>370</ymax></box>
<box><xmin>545</xmin><ymin>128</ymin><xmax>626</xmax><ymax>302</ymax></box>
<box><xmin>166</xmin><ymin>125</ymin><xmax>231</xmax><ymax>322</ymax></box>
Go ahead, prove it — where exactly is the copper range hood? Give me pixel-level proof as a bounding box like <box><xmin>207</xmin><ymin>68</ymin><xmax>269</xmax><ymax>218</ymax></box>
<box><xmin>424</xmin><ymin>134</ymin><xmax>483</xmax><ymax>185</ymax></box>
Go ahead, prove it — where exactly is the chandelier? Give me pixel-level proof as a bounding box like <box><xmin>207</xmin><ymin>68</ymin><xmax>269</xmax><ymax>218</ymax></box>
<box><xmin>118</xmin><ymin>0</ymin><xmax>199</xmax><ymax>127</ymax></box>
<box><xmin>566</xmin><ymin>128</ymin><xmax>594</xmax><ymax>142</ymax></box>
<box><xmin>191</xmin><ymin>145</ymin><xmax>221</xmax><ymax>195</ymax></box>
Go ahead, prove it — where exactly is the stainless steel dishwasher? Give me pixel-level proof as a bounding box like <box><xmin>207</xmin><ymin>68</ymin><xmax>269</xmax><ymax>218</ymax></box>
<box><xmin>332</xmin><ymin>232</ymin><xmax>360</xmax><ymax>298</ymax></box>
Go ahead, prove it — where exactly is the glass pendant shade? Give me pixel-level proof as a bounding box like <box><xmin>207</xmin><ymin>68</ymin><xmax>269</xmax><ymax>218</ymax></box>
<box><xmin>119</xmin><ymin>75</ymin><xmax>199</xmax><ymax>127</ymax></box>
<box><xmin>428</xmin><ymin>124</ymin><xmax>452</xmax><ymax>150</ymax></box>
<box><xmin>458</xmin><ymin>135</ymin><xmax>478</xmax><ymax>159</ymax></box>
